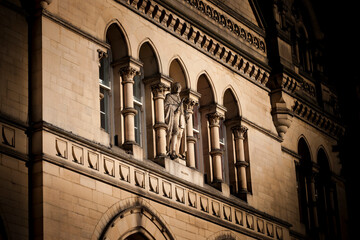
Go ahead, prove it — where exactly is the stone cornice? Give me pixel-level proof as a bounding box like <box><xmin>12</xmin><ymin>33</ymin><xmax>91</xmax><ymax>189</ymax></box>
<box><xmin>114</xmin><ymin>0</ymin><xmax>271</xmax><ymax>89</ymax></box>
<box><xmin>292</xmin><ymin>100</ymin><xmax>345</xmax><ymax>140</ymax></box>
<box><xmin>180</xmin><ymin>0</ymin><xmax>266</xmax><ymax>54</ymax></box>
<box><xmin>280</xmin><ymin>71</ymin><xmax>317</xmax><ymax>103</ymax></box>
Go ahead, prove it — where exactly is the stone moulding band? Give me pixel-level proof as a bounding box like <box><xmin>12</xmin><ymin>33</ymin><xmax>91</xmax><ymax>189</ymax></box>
<box><xmin>292</xmin><ymin>100</ymin><xmax>344</xmax><ymax>139</ymax></box>
<box><xmin>182</xmin><ymin>0</ymin><xmax>266</xmax><ymax>54</ymax></box>
<box><xmin>39</xmin><ymin>121</ymin><xmax>291</xmax><ymax>236</ymax></box>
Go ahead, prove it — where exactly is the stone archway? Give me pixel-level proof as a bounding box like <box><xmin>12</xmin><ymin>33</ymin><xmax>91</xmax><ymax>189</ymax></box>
<box><xmin>93</xmin><ymin>198</ymin><xmax>175</xmax><ymax>240</ymax></box>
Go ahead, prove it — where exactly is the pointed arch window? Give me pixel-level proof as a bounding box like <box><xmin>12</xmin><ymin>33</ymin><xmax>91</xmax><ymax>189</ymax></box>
<box><xmin>98</xmin><ymin>50</ymin><xmax>111</xmax><ymax>132</ymax></box>
<box><xmin>133</xmin><ymin>73</ymin><xmax>143</xmax><ymax>145</ymax></box>
<box><xmin>316</xmin><ymin>148</ymin><xmax>340</xmax><ymax>239</ymax></box>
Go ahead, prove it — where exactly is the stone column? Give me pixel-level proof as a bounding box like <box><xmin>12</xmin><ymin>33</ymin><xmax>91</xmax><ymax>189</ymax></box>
<box><xmin>183</xmin><ymin>97</ymin><xmax>198</xmax><ymax>168</ymax></box>
<box><xmin>232</xmin><ymin>125</ymin><xmax>248</xmax><ymax>194</ymax></box>
<box><xmin>120</xmin><ymin>66</ymin><xmax>139</xmax><ymax>145</ymax></box>
<box><xmin>207</xmin><ymin>112</ymin><xmax>224</xmax><ymax>183</ymax></box>
<box><xmin>151</xmin><ymin>83</ymin><xmax>169</xmax><ymax>158</ymax></box>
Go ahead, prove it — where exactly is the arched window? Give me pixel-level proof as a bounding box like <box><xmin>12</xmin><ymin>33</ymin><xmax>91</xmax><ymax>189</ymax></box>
<box><xmin>316</xmin><ymin>148</ymin><xmax>340</xmax><ymax>240</ymax></box>
<box><xmin>139</xmin><ymin>42</ymin><xmax>160</xmax><ymax>159</ymax></box>
<box><xmin>98</xmin><ymin>50</ymin><xmax>111</xmax><ymax>132</ymax></box>
<box><xmin>298</xmin><ymin>27</ymin><xmax>310</xmax><ymax>72</ymax></box>
<box><xmin>223</xmin><ymin>89</ymin><xmax>238</xmax><ymax>192</ymax></box>
<box><xmin>291</xmin><ymin>24</ymin><xmax>312</xmax><ymax>73</ymax></box>
<box><xmin>197</xmin><ymin>74</ymin><xmax>215</xmax><ymax>184</ymax></box>
<box><xmin>223</xmin><ymin>89</ymin><xmax>251</xmax><ymax>200</ymax></box>
<box><xmin>105</xmin><ymin>23</ymin><xmax>129</xmax><ymax>147</ymax></box>
<box><xmin>133</xmin><ymin>73</ymin><xmax>143</xmax><ymax>145</ymax></box>
<box><xmin>100</xmin><ymin>206</ymin><xmax>174</xmax><ymax>240</ymax></box>
<box><xmin>169</xmin><ymin>59</ymin><xmax>187</xmax><ymax>88</ymax></box>
<box><xmin>124</xmin><ymin>232</ymin><xmax>149</xmax><ymax>240</ymax></box>
<box><xmin>296</xmin><ymin>137</ymin><xmax>313</xmax><ymax>232</ymax></box>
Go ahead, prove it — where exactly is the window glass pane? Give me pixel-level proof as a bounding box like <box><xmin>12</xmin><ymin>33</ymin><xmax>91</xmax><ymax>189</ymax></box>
<box><xmin>193</xmin><ymin>131</ymin><xmax>200</xmax><ymax>168</ymax></box>
<box><xmin>134</xmin><ymin>103</ymin><xmax>142</xmax><ymax>144</ymax></box>
<box><xmin>133</xmin><ymin>75</ymin><xmax>142</xmax><ymax>102</ymax></box>
<box><xmin>100</xmin><ymin>87</ymin><xmax>109</xmax><ymax>131</ymax></box>
<box><xmin>219</xmin><ymin>120</ymin><xmax>225</xmax><ymax>145</ymax></box>
<box><xmin>193</xmin><ymin>105</ymin><xmax>200</xmax><ymax>131</ymax></box>
<box><xmin>99</xmin><ymin>56</ymin><xmax>110</xmax><ymax>87</ymax></box>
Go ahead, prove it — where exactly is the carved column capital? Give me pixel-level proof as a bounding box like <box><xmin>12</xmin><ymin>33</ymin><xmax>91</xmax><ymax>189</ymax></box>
<box><xmin>97</xmin><ymin>49</ymin><xmax>108</xmax><ymax>60</ymax></box>
<box><xmin>231</xmin><ymin>125</ymin><xmax>248</xmax><ymax>139</ymax></box>
<box><xmin>206</xmin><ymin>112</ymin><xmax>224</xmax><ymax>127</ymax></box>
<box><xmin>183</xmin><ymin>97</ymin><xmax>198</xmax><ymax>113</ymax></box>
<box><xmin>151</xmin><ymin>83</ymin><xmax>170</xmax><ymax>98</ymax></box>
<box><xmin>119</xmin><ymin>66</ymin><xmax>139</xmax><ymax>83</ymax></box>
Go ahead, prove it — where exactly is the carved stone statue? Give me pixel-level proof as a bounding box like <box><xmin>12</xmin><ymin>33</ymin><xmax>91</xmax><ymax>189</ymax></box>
<box><xmin>164</xmin><ymin>82</ymin><xmax>186</xmax><ymax>159</ymax></box>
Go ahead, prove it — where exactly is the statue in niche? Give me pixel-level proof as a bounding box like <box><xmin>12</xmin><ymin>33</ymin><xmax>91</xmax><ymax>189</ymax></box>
<box><xmin>164</xmin><ymin>82</ymin><xmax>186</xmax><ymax>159</ymax></box>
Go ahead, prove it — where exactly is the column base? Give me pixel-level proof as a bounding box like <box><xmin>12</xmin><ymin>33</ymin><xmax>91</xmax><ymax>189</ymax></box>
<box><xmin>237</xmin><ymin>189</ymin><xmax>248</xmax><ymax>201</ymax></box>
<box><xmin>153</xmin><ymin>155</ymin><xmax>168</xmax><ymax>167</ymax></box>
<box><xmin>122</xmin><ymin>142</ymin><xmax>143</xmax><ymax>160</ymax></box>
<box><xmin>210</xmin><ymin>181</ymin><xmax>230</xmax><ymax>197</ymax></box>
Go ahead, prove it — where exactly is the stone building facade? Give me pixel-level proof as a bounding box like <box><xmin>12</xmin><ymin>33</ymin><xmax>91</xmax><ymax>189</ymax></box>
<box><xmin>0</xmin><ymin>0</ymin><xmax>349</xmax><ymax>240</ymax></box>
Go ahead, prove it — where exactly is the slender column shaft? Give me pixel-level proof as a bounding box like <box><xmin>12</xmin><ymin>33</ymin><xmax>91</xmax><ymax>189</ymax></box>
<box><xmin>207</xmin><ymin>112</ymin><xmax>224</xmax><ymax>182</ymax></box>
<box><xmin>151</xmin><ymin>83</ymin><xmax>169</xmax><ymax>157</ymax></box>
<box><xmin>120</xmin><ymin>67</ymin><xmax>138</xmax><ymax>144</ymax></box>
<box><xmin>232</xmin><ymin>125</ymin><xmax>248</xmax><ymax>192</ymax></box>
<box><xmin>184</xmin><ymin>98</ymin><xmax>198</xmax><ymax>168</ymax></box>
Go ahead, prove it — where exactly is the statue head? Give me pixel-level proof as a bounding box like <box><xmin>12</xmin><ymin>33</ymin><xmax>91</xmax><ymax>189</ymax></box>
<box><xmin>171</xmin><ymin>82</ymin><xmax>182</xmax><ymax>94</ymax></box>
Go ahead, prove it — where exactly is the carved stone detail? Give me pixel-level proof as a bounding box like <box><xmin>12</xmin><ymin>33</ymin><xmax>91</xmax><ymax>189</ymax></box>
<box><xmin>88</xmin><ymin>151</ymin><xmax>99</xmax><ymax>170</ymax></box>
<box><xmin>134</xmin><ymin>171</ymin><xmax>145</xmax><ymax>188</ymax></box>
<box><xmin>104</xmin><ymin>158</ymin><xmax>115</xmax><ymax>177</ymax></box>
<box><xmin>2</xmin><ymin>126</ymin><xmax>15</xmax><ymax>147</ymax></box>
<box><xmin>118</xmin><ymin>0</ymin><xmax>269</xmax><ymax>87</ymax></box>
<box><xmin>207</xmin><ymin>112</ymin><xmax>224</xmax><ymax>127</ymax></box>
<box><xmin>119</xmin><ymin>66</ymin><xmax>138</xmax><ymax>83</ymax></box>
<box><xmin>149</xmin><ymin>176</ymin><xmax>159</xmax><ymax>193</ymax></box>
<box><xmin>72</xmin><ymin>145</ymin><xmax>83</xmax><ymax>164</ymax></box>
<box><xmin>183</xmin><ymin>0</ymin><xmax>266</xmax><ymax>53</ymax></box>
<box><xmin>151</xmin><ymin>83</ymin><xmax>169</xmax><ymax>99</ymax></box>
<box><xmin>55</xmin><ymin>138</ymin><xmax>67</xmax><ymax>159</ymax></box>
<box><xmin>231</xmin><ymin>125</ymin><xmax>248</xmax><ymax>140</ymax></box>
<box><xmin>119</xmin><ymin>164</ymin><xmax>130</xmax><ymax>182</ymax></box>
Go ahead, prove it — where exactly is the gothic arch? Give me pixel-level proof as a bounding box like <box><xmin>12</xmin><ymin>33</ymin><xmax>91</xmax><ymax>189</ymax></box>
<box><xmin>138</xmin><ymin>40</ymin><xmax>161</xmax><ymax>78</ymax></box>
<box><xmin>92</xmin><ymin>197</ymin><xmax>175</xmax><ymax>240</ymax></box>
<box><xmin>316</xmin><ymin>146</ymin><xmax>332</xmax><ymax>172</ymax></box>
<box><xmin>104</xmin><ymin>20</ymin><xmax>131</xmax><ymax>60</ymax></box>
<box><xmin>137</xmin><ymin>38</ymin><xmax>162</xmax><ymax>75</ymax></box>
<box><xmin>168</xmin><ymin>56</ymin><xmax>190</xmax><ymax>89</ymax></box>
<box><xmin>297</xmin><ymin>135</ymin><xmax>313</xmax><ymax>163</ymax></box>
<box><xmin>196</xmin><ymin>71</ymin><xmax>217</xmax><ymax>105</ymax></box>
<box><xmin>207</xmin><ymin>230</ymin><xmax>239</xmax><ymax>240</ymax></box>
<box><xmin>222</xmin><ymin>86</ymin><xmax>242</xmax><ymax>118</ymax></box>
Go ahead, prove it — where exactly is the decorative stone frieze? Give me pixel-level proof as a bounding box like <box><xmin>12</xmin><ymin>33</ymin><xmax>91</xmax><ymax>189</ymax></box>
<box><xmin>292</xmin><ymin>100</ymin><xmax>344</xmax><ymax>139</ymax></box>
<box><xmin>41</xmin><ymin>126</ymin><xmax>291</xmax><ymax>239</ymax></box>
<box><xmin>116</xmin><ymin>0</ymin><xmax>270</xmax><ymax>87</ymax></box>
<box><xmin>183</xmin><ymin>0</ymin><xmax>266</xmax><ymax>54</ymax></box>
